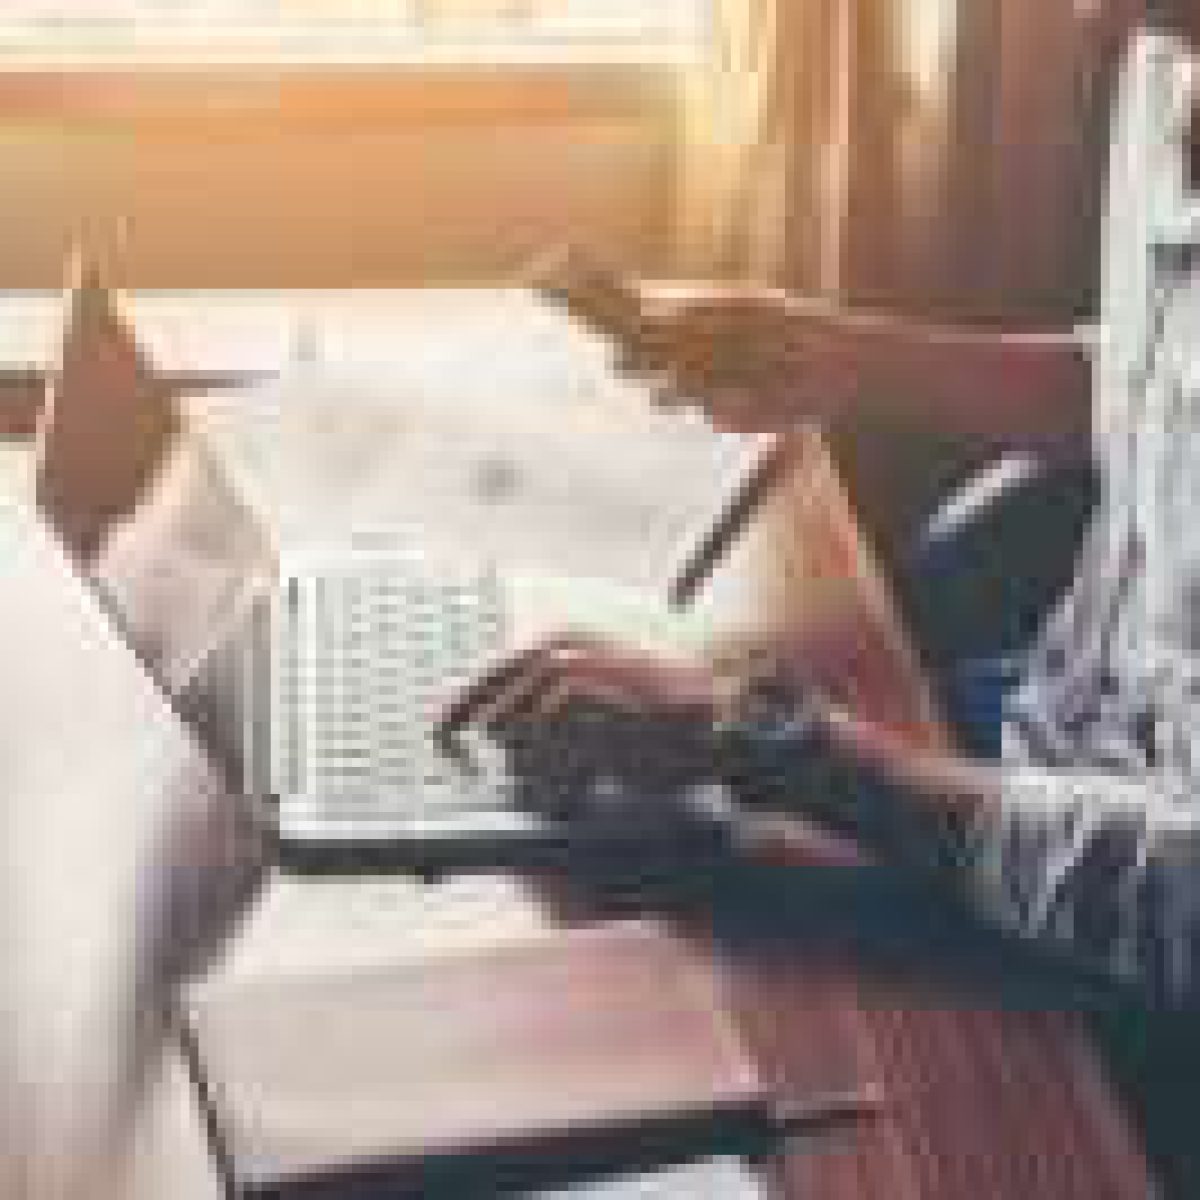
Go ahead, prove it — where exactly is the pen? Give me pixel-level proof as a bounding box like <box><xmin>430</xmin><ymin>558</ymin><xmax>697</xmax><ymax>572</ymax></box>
<box><xmin>669</xmin><ymin>435</ymin><xmax>796</xmax><ymax>609</ymax></box>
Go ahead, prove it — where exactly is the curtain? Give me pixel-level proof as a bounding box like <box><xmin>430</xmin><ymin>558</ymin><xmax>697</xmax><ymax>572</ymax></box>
<box><xmin>673</xmin><ymin>0</ymin><xmax>854</xmax><ymax>289</ymax></box>
<box><xmin>673</xmin><ymin>0</ymin><xmax>786</xmax><ymax>282</ymax></box>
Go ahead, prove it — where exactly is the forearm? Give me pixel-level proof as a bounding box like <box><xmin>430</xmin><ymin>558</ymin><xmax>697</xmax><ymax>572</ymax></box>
<box><xmin>714</xmin><ymin>676</ymin><xmax>999</xmax><ymax>834</ymax></box>
<box><xmin>814</xmin><ymin>702</ymin><xmax>1003</xmax><ymax>826</ymax></box>
<box><xmin>723</xmin><ymin>686</ymin><xmax>1200</xmax><ymax>1003</ymax></box>
<box><xmin>848</xmin><ymin>313</ymin><xmax>1092</xmax><ymax>457</ymax></box>
<box><xmin>647</xmin><ymin>283</ymin><xmax>1093</xmax><ymax>457</ymax></box>
<box><xmin>817</xmin><ymin>707</ymin><xmax>1200</xmax><ymax>1005</ymax></box>
<box><xmin>762</xmin><ymin>293</ymin><xmax>1093</xmax><ymax>455</ymax></box>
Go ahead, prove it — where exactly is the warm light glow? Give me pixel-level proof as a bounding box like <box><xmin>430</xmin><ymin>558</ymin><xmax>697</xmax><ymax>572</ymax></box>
<box><xmin>898</xmin><ymin>0</ymin><xmax>957</xmax><ymax>98</ymax></box>
<box><xmin>0</xmin><ymin>0</ymin><xmax>709</xmax><ymax>66</ymax></box>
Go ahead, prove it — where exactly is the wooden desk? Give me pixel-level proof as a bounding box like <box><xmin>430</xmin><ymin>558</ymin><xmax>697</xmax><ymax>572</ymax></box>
<box><xmin>203</xmin><ymin>442</ymin><xmax>1150</xmax><ymax>1196</ymax></box>
<box><xmin>1</xmin><ymin>291</ymin><xmax>1148</xmax><ymax>1196</ymax></box>
<box><xmin>205</xmin><ymin>862</ymin><xmax>1146</xmax><ymax>1198</ymax></box>
<box><xmin>688</xmin><ymin>425</ymin><xmax>1148</xmax><ymax>1195</ymax></box>
<box><xmin>692</xmin><ymin>877</ymin><xmax>1146</xmax><ymax>1199</ymax></box>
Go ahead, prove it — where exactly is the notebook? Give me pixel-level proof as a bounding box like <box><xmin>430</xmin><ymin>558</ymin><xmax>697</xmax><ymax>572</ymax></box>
<box><xmin>186</xmin><ymin>921</ymin><xmax>774</xmax><ymax>1197</ymax></box>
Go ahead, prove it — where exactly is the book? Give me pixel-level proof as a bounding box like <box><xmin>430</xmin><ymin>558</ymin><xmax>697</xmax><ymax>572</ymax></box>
<box><xmin>187</xmin><ymin>921</ymin><xmax>775</xmax><ymax>1196</ymax></box>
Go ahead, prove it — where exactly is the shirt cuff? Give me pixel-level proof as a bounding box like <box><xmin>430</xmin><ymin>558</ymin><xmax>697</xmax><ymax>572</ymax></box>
<box><xmin>966</xmin><ymin>765</ymin><xmax>1167</xmax><ymax>990</ymax></box>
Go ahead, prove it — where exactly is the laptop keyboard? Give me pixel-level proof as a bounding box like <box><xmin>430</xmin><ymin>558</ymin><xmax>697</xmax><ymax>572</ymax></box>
<box><xmin>262</xmin><ymin>532</ymin><xmax>524</xmax><ymax>839</ymax></box>
<box><xmin>257</xmin><ymin>531</ymin><xmax>729</xmax><ymax>850</ymax></box>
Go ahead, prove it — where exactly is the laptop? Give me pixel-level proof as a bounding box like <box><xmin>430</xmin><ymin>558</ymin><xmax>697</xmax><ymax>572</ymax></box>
<box><xmin>192</xmin><ymin>291</ymin><xmax>784</xmax><ymax>870</ymax></box>
<box><xmin>235</xmin><ymin>528</ymin><xmax>745</xmax><ymax>872</ymax></box>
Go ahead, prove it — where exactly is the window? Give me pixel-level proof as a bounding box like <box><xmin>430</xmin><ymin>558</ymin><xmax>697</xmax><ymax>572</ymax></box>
<box><xmin>0</xmin><ymin>1</ymin><xmax>710</xmax><ymax>66</ymax></box>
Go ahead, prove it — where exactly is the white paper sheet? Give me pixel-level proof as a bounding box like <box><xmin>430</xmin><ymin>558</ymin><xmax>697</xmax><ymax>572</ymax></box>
<box><xmin>190</xmin><ymin>290</ymin><xmax>768</xmax><ymax>600</ymax></box>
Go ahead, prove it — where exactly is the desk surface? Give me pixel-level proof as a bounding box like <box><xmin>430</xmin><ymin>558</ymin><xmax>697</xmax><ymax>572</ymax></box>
<box><xmin>0</xmin><ymin>289</ymin><xmax>1150</xmax><ymax>1195</ymax></box>
<box><xmin>197</xmin><ymin>865</ymin><xmax>1148</xmax><ymax>1199</ymax></box>
<box><xmin>0</xmin><ymin>288</ymin><xmax>641</xmax><ymax>379</ymax></box>
<box><xmin>196</xmin><ymin>392</ymin><xmax>1145</xmax><ymax>1192</ymax></box>
<box><xmin>0</xmin><ymin>290</ymin><xmax>548</xmax><ymax>437</ymax></box>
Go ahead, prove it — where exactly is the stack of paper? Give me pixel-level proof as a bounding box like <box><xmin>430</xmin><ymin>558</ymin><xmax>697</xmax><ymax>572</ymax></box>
<box><xmin>189</xmin><ymin>289</ymin><xmax>770</xmax><ymax>601</ymax></box>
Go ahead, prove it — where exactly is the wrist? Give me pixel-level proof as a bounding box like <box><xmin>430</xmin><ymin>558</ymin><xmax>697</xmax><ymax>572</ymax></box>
<box><xmin>710</xmin><ymin>678</ymin><xmax>828</xmax><ymax>780</ymax></box>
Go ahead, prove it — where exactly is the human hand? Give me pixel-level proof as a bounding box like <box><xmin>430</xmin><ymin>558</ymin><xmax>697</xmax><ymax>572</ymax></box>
<box><xmin>529</xmin><ymin>248</ymin><xmax>860</xmax><ymax>433</ymax></box>
<box><xmin>435</xmin><ymin>631</ymin><xmax>724</xmax><ymax>744</ymax></box>
<box><xmin>435</xmin><ymin>629</ymin><xmax>872</xmax><ymax>866</ymax></box>
<box><xmin>622</xmin><ymin>290</ymin><xmax>861</xmax><ymax>432</ymax></box>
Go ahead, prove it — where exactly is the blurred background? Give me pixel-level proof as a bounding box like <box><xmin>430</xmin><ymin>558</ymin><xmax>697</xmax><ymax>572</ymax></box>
<box><xmin>0</xmin><ymin>0</ymin><xmax>1145</xmax><ymax>322</ymax></box>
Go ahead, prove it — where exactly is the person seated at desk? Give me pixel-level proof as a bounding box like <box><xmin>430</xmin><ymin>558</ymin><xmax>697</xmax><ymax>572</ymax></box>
<box><xmin>444</xmin><ymin>20</ymin><xmax>1200</xmax><ymax>1017</ymax></box>
<box><xmin>442</xmin><ymin>27</ymin><xmax>1200</xmax><ymax>1195</ymax></box>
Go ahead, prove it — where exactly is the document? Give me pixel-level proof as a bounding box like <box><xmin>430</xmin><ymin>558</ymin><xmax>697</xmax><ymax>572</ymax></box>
<box><xmin>190</xmin><ymin>290</ymin><xmax>773</xmax><ymax>602</ymax></box>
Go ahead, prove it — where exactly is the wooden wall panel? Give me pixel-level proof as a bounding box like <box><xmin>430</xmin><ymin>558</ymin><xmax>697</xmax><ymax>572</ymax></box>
<box><xmin>773</xmin><ymin>0</ymin><xmax>847</xmax><ymax>295</ymax></box>
<box><xmin>0</xmin><ymin>69</ymin><xmax>675</xmax><ymax>288</ymax></box>
<box><xmin>817</xmin><ymin>0</ymin><xmax>1147</xmax><ymax>565</ymax></box>
<box><xmin>988</xmin><ymin>0</ymin><xmax>1143</xmax><ymax>323</ymax></box>
<box><xmin>835</xmin><ymin>0</ymin><xmax>1145</xmax><ymax>325</ymax></box>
